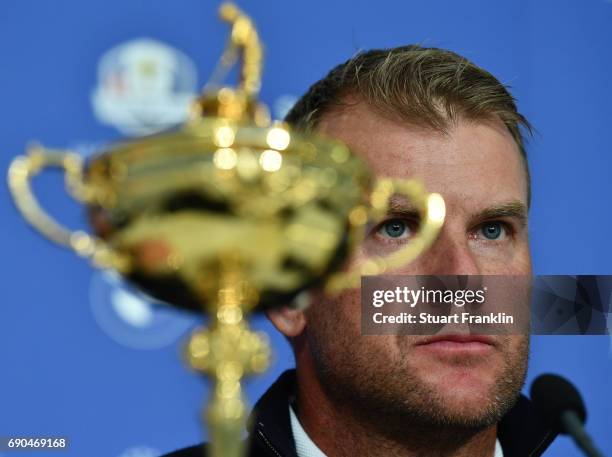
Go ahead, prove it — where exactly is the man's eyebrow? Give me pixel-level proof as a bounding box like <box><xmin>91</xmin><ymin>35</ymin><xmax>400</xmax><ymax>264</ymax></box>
<box><xmin>475</xmin><ymin>201</ymin><xmax>528</xmax><ymax>226</ymax></box>
<box><xmin>386</xmin><ymin>197</ymin><xmax>528</xmax><ymax>226</ymax></box>
<box><xmin>387</xmin><ymin>196</ymin><xmax>419</xmax><ymax>216</ymax></box>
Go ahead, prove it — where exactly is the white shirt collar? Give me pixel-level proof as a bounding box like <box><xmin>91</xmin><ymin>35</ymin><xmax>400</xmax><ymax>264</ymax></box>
<box><xmin>289</xmin><ymin>405</ymin><xmax>504</xmax><ymax>457</ymax></box>
<box><xmin>289</xmin><ymin>404</ymin><xmax>327</xmax><ymax>457</ymax></box>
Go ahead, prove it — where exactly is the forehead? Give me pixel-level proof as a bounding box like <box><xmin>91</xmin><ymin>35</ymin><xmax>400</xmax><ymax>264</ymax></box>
<box><xmin>317</xmin><ymin>103</ymin><xmax>528</xmax><ymax>211</ymax></box>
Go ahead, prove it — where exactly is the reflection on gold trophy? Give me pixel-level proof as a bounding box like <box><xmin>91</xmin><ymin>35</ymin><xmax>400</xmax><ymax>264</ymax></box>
<box><xmin>7</xmin><ymin>4</ymin><xmax>445</xmax><ymax>456</ymax></box>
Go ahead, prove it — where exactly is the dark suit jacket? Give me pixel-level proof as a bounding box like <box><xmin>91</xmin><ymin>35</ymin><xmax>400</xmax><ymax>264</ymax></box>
<box><xmin>164</xmin><ymin>369</ymin><xmax>558</xmax><ymax>457</ymax></box>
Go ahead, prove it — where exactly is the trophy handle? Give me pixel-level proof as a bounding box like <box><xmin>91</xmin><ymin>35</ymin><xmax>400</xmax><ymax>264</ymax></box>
<box><xmin>7</xmin><ymin>146</ymin><xmax>126</xmax><ymax>271</ymax></box>
<box><xmin>325</xmin><ymin>178</ymin><xmax>446</xmax><ymax>292</ymax></box>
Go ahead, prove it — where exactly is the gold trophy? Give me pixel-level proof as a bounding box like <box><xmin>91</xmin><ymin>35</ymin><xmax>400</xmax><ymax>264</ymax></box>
<box><xmin>7</xmin><ymin>4</ymin><xmax>445</xmax><ymax>456</ymax></box>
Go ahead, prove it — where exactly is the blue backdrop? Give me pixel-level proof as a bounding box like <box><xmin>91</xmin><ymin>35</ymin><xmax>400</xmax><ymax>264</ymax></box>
<box><xmin>1</xmin><ymin>1</ymin><xmax>611</xmax><ymax>456</ymax></box>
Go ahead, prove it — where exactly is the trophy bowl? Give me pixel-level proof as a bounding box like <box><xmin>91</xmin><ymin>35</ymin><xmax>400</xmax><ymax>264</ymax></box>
<box><xmin>82</xmin><ymin>116</ymin><xmax>372</xmax><ymax>312</ymax></box>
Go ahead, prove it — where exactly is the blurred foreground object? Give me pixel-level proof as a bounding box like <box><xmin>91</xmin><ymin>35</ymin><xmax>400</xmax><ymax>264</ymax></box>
<box><xmin>7</xmin><ymin>3</ymin><xmax>445</xmax><ymax>456</ymax></box>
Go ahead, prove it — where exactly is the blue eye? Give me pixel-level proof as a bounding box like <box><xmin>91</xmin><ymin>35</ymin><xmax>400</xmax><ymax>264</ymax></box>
<box><xmin>380</xmin><ymin>219</ymin><xmax>409</xmax><ymax>239</ymax></box>
<box><xmin>481</xmin><ymin>222</ymin><xmax>503</xmax><ymax>240</ymax></box>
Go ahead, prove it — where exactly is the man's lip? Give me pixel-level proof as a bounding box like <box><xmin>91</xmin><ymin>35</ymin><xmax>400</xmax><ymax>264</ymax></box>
<box><xmin>415</xmin><ymin>335</ymin><xmax>497</xmax><ymax>346</ymax></box>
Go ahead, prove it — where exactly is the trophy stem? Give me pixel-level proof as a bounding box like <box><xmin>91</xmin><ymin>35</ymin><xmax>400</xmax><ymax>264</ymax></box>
<box><xmin>187</xmin><ymin>257</ymin><xmax>270</xmax><ymax>457</ymax></box>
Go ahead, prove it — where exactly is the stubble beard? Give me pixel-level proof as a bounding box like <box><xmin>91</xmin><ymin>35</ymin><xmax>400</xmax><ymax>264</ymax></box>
<box><xmin>305</xmin><ymin>294</ymin><xmax>530</xmax><ymax>441</ymax></box>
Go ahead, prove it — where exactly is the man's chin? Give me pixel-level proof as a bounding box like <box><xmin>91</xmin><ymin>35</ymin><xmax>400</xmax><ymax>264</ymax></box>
<box><xmin>432</xmin><ymin>391</ymin><xmax>500</xmax><ymax>425</ymax></box>
<box><xmin>408</xmin><ymin>366</ymin><xmax>519</xmax><ymax>429</ymax></box>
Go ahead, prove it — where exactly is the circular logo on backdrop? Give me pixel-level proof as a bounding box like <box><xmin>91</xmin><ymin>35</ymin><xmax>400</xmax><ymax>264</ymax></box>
<box><xmin>91</xmin><ymin>38</ymin><xmax>198</xmax><ymax>136</ymax></box>
<box><xmin>89</xmin><ymin>271</ymin><xmax>198</xmax><ymax>350</ymax></box>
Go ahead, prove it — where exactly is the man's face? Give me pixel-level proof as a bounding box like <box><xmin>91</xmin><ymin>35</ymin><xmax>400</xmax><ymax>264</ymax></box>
<box><xmin>303</xmin><ymin>102</ymin><xmax>531</xmax><ymax>429</ymax></box>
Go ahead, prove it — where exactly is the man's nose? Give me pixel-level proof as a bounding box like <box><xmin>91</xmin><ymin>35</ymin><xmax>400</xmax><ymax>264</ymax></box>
<box><xmin>411</xmin><ymin>227</ymin><xmax>480</xmax><ymax>275</ymax></box>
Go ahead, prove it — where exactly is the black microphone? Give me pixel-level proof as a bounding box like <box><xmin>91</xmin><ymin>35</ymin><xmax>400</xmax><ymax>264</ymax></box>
<box><xmin>530</xmin><ymin>374</ymin><xmax>605</xmax><ymax>457</ymax></box>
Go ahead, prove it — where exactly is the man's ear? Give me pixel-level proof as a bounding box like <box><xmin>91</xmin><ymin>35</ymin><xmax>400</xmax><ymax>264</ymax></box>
<box><xmin>266</xmin><ymin>293</ymin><xmax>309</xmax><ymax>337</ymax></box>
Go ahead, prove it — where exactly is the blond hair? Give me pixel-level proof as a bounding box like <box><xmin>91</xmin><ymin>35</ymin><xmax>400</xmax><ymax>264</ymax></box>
<box><xmin>285</xmin><ymin>45</ymin><xmax>532</xmax><ymax>195</ymax></box>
